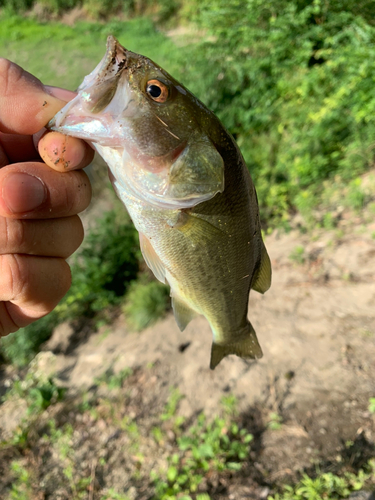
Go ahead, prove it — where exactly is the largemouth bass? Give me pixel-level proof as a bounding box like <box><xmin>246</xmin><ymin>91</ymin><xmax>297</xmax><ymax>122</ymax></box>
<box><xmin>49</xmin><ymin>36</ymin><xmax>272</xmax><ymax>369</ymax></box>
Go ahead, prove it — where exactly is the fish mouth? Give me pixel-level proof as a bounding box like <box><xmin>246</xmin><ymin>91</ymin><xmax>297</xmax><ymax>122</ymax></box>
<box><xmin>85</xmin><ymin>35</ymin><xmax>128</xmax><ymax>91</ymax></box>
<box><xmin>47</xmin><ymin>36</ymin><xmax>133</xmax><ymax>141</ymax></box>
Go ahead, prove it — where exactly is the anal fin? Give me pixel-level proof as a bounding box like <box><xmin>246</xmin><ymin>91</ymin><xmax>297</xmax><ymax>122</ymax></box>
<box><xmin>139</xmin><ymin>232</ymin><xmax>166</xmax><ymax>284</ymax></box>
<box><xmin>171</xmin><ymin>294</ymin><xmax>196</xmax><ymax>331</ymax></box>
<box><xmin>252</xmin><ymin>242</ymin><xmax>272</xmax><ymax>294</ymax></box>
<box><xmin>210</xmin><ymin>321</ymin><xmax>263</xmax><ymax>370</ymax></box>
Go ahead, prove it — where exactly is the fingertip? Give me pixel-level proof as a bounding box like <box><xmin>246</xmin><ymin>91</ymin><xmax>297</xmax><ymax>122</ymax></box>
<box><xmin>38</xmin><ymin>131</ymin><xmax>94</xmax><ymax>171</ymax></box>
<box><xmin>45</xmin><ymin>85</ymin><xmax>77</xmax><ymax>102</ymax></box>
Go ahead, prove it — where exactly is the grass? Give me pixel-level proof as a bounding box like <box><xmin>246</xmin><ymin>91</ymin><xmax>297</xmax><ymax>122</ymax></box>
<box><xmin>0</xmin><ymin>13</ymin><xmax>182</xmax><ymax>90</ymax></box>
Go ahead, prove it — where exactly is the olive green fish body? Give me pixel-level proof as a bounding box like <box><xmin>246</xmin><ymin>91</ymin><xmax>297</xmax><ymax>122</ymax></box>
<box><xmin>49</xmin><ymin>36</ymin><xmax>271</xmax><ymax>369</ymax></box>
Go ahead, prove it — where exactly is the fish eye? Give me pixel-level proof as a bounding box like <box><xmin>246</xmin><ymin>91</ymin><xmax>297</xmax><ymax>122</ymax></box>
<box><xmin>146</xmin><ymin>79</ymin><xmax>169</xmax><ymax>103</ymax></box>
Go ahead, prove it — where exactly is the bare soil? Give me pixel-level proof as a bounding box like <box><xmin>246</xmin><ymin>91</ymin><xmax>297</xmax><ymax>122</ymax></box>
<box><xmin>0</xmin><ymin>197</ymin><xmax>375</xmax><ymax>498</ymax></box>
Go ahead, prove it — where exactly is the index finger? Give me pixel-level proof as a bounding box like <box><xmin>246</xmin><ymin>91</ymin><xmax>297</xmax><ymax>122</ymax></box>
<box><xmin>0</xmin><ymin>59</ymin><xmax>67</xmax><ymax>135</ymax></box>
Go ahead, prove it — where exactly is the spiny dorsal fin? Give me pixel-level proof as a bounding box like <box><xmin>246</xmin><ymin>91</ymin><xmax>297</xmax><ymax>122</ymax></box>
<box><xmin>171</xmin><ymin>294</ymin><xmax>197</xmax><ymax>331</ymax></box>
<box><xmin>139</xmin><ymin>232</ymin><xmax>166</xmax><ymax>284</ymax></box>
<box><xmin>210</xmin><ymin>321</ymin><xmax>263</xmax><ymax>370</ymax></box>
<box><xmin>252</xmin><ymin>242</ymin><xmax>272</xmax><ymax>294</ymax></box>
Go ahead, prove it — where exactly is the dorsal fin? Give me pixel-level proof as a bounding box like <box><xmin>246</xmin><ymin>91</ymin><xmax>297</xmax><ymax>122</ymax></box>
<box><xmin>252</xmin><ymin>242</ymin><xmax>272</xmax><ymax>294</ymax></box>
<box><xmin>139</xmin><ymin>232</ymin><xmax>166</xmax><ymax>284</ymax></box>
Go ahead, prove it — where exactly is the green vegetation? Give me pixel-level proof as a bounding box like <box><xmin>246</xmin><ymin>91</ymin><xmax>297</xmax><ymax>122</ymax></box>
<box><xmin>94</xmin><ymin>367</ymin><xmax>133</xmax><ymax>389</ymax></box>
<box><xmin>289</xmin><ymin>246</ymin><xmax>306</xmax><ymax>265</ymax></box>
<box><xmin>151</xmin><ymin>413</ymin><xmax>253</xmax><ymax>499</ymax></box>
<box><xmin>269</xmin><ymin>461</ymin><xmax>375</xmax><ymax>500</ymax></box>
<box><xmin>0</xmin><ymin>375</ymin><xmax>254</xmax><ymax>499</ymax></box>
<box><xmin>123</xmin><ymin>279</ymin><xmax>170</xmax><ymax>331</ymax></box>
<box><xmin>189</xmin><ymin>0</ymin><xmax>375</xmax><ymax>226</ymax></box>
<box><xmin>0</xmin><ymin>14</ymin><xmax>182</xmax><ymax>90</ymax></box>
<box><xmin>2</xmin><ymin>369</ymin><xmax>375</xmax><ymax>500</ymax></box>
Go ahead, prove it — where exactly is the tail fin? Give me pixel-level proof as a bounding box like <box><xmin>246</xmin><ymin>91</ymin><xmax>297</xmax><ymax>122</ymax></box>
<box><xmin>210</xmin><ymin>322</ymin><xmax>263</xmax><ymax>370</ymax></box>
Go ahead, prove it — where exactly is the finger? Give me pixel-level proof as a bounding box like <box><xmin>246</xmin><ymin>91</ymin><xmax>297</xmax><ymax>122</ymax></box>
<box><xmin>0</xmin><ymin>142</ymin><xmax>8</xmax><ymax>169</ymax></box>
<box><xmin>45</xmin><ymin>85</ymin><xmax>77</xmax><ymax>102</ymax></box>
<box><xmin>0</xmin><ymin>59</ymin><xmax>68</xmax><ymax>135</ymax></box>
<box><xmin>0</xmin><ymin>215</ymin><xmax>84</xmax><ymax>258</ymax></box>
<box><xmin>0</xmin><ymin>162</ymin><xmax>92</xmax><ymax>218</ymax></box>
<box><xmin>0</xmin><ymin>133</ymin><xmax>39</xmax><ymax>164</ymax></box>
<box><xmin>0</xmin><ymin>255</ymin><xmax>71</xmax><ymax>335</ymax></box>
<box><xmin>38</xmin><ymin>131</ymin><xmax>95</xmax><ymax>171</ymax></box>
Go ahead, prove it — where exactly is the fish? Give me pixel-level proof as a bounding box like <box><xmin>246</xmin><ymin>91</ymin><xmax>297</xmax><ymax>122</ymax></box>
<box><xmin>48</xmin><ymin>35</ymin><xmax>272</xmax><ymax>369</ymax></box>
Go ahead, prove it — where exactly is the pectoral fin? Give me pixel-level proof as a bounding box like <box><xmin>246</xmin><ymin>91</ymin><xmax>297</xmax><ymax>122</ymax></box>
<box><xmin>167</xmin><ymin>136</ymin><xmax>224</xmax><ymax>204</ymax></box>
<box><xmin>139</xmin><ymin>233</ymin><xmax>166</xmax><ymax>284</ymax></box>
<box><xmin>173</xmin><ymin>212</ymin><xmax>223</xmax><ymax>247</ymax></box>
<box><xmin>210</xmin><ymin>321</ymin><xmax>263</xmax><ymax>370</ymax></box>
<box><xmin>171</xmin><ymin>294</ymin><xmax>197</xmax><ymax>331</ymax></box>
<box><xmin>252</xmin><ymin>242</ymin><xmax>272</xmax><ymax>294</ymax></box>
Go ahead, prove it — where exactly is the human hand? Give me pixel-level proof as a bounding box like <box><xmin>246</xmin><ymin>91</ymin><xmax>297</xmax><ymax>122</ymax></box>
<box><xmin>0</xmin><ymin>59</ymin><xmax>94</xmax><ymax>337</ymax></box>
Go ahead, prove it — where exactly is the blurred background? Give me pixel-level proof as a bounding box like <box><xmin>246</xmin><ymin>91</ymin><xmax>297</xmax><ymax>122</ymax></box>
<box><xmin>0</xmin><ymin>1</ymin><xmax>375</xmax><ymax>499</ymax></box>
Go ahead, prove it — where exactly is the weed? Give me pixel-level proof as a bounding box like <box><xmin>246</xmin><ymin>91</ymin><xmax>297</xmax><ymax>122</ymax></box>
<box><xmin>161</xmin><ymin>387</ymin><xmax>185</xmax><ymax>426</ymax></box>
<box><xmin>221</xmin><ymin>394</ymin><xmax>239</xmax><ymax>416</ymax></box>
<box><xmin>3</xmin><ymin>366</ymin><xmax>65</xmax><ymax>416</ymax></box>
<box><xmin>369</xmin><ymin>398</ymin><xmax>375</xmax><ymax>414</ymax></box>
<box><xmin>123</xmin><ymin>279</ymin><xmax>170</xmax><ymax>331</ymax></box>
<box><xmin>289</xmin><ymin>246</ymin><xmax>306</xmax><ymax>265</ymax></box>
<box><xmin>100</xmin><ymin>489</ymin><xmax>131</xmax><ymax>500</ymax></box>
<box><xmin>95</xmin><ymin>367</ymin><xmax>133</xmax><ymax>390</ymax></box>
<box><xmin>8</xmin><ymin>461</ymin><xmax>33</xmax><ymax>500</ymax></box>
<box><xmin>268</xmin><ymin>460</ymin><xmax>375</xmax><ymax>499</ymax></box>
<box><xmin>268</xmin><ymin>412</ymin><xmax>283</xmax><ymax>431</ymax></box>
<box><xmin>151</xmin><ymin>412</ymin><xmax>253</xmax><ymax>498</ymax></box>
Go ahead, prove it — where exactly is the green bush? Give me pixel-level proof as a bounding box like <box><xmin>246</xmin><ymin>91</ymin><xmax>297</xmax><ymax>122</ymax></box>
<box><xmin>183</xmin><ymin>0</ymin><xmax>375</xmax><ymax>225</ymax></box>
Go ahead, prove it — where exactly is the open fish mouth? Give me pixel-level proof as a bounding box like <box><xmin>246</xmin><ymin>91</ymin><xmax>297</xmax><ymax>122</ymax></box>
<box><xmin>47</xmin><ymin>36</ymin><xmax>133</xmax><ymax>142</ymax></box>
<box><xmin>76</xmin><ymin>35</ymin><xmax>128</xmax><ymax>99</ymax></box>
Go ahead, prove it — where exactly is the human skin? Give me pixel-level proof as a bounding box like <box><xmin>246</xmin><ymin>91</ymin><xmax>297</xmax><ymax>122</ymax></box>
<box><xmin>0</xmin><ymin>59</ymin><xmax>94</xmax><ymax>337</ymax></box>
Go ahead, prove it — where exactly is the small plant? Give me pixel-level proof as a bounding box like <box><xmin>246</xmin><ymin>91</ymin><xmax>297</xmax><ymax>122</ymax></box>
<box><xmin>289</xmin><ymin>246</ymin><xmax>306</xmax><ymax>265</ymax></box>
<box><xmin>151</xmin><ymin>412</ymin><xmax>253</xmax><ymax>498</ymax></box>
<box><xmin>268</xmin><ymin>460</ymin><xmax>375</xmax><ymax>500</ymax></box>
<box><xmin>8</xmin><ymin>461</ymin><xmax>33</xmax><ymax>500</ymax></box>
<box><xmin>3</xmin><ymin>367</ymin><xmax>66</xmax><ymax>416</ymax></box>
<box><xmin>123</xmin><ymin>279</ymin><xmax>170</xmax><ymax>331</ymax></box>
<box><xmin>100</xmin><ymin>489</ymin><xmax>131</xmax><ymax>500</ymax></box>
<box><xmin>220</xmin><ymin>394</ymin><xmax>239</xmax><ymax>416</ymax></box>
<box><xmin>268</xmin><ymin>412</ymin><xmax>283</xmax><ymax>430</ymax></box>
<box><xmin>95</xmin><ymin>367</ymin><xmax>133</xmax><ymax>390</ymax></box>
<box><xmin>369</xmin><ymin>398</ymin><xmax>375</xmax><ymax>414</ymax></box>
<box><xmin>161</xmin><ymin>387</ymin><xmax>185</xmax><ymax>424</ymax></box>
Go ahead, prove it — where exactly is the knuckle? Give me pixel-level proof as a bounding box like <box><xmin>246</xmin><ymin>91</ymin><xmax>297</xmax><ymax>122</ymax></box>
<box><xmin>0</xmin><ymin>217</ymin><xmax>27</xmax><ymax>254</ymax></box>
<box><xmin>0</xmin><ymin>59</ymin><xmax>23</xmax><ymax>98</ymax></box>
<box><xmin>0</xmin><ymin>301</ymin><xmax>19</xmax><ymax>337</ymax></box>
<box><xmin>0</xmin><ymin>254</ymin><xmax>28</xmax><ymax>301</ymax></box>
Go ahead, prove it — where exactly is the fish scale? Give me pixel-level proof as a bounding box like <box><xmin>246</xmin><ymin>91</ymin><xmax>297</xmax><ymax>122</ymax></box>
<box><xmin>48</xmin><ymin>35</ymin><xmax>272</xmax><ymax>369</ymax></box>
